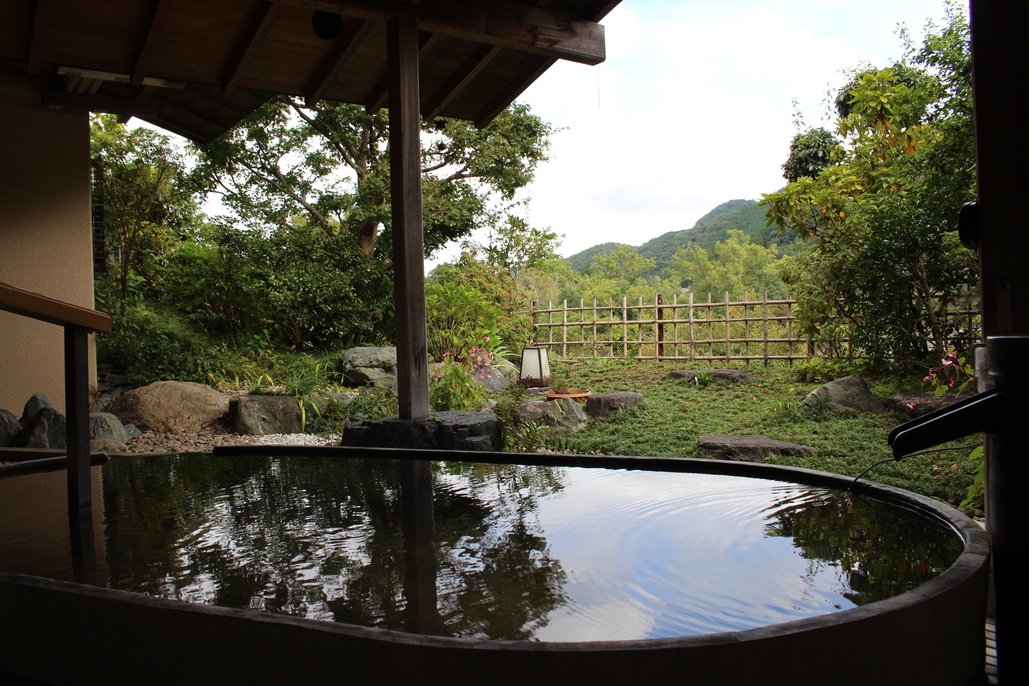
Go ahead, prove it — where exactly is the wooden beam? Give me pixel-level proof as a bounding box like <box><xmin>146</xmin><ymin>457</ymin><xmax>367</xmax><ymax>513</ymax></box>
<box><xmin>64</xmin><ymin>326</ymin><xmax>91</xmax><ymax>515</ymax></box>
<box><xmin>223</xmin><ymin>0</ymin><xmax>283</xmax><ymax>97</ymax></box>
<box><xmin>366</xmin><ymin>30</ymin><xmax>438</xmax><ymax>114</ymax></box>
<box><xmin>474</xmin><ymin>55</ymin><xmax>554</xmax><ymax>128</ymax></box>
<box><xmin>0</xmin><ymin>282</ymin><xmax>111</xmax><ymax>333</ymax></box>
<box><xmin>290</xmin><ymin>0</ymin><xmax>606</xmax><ymax>65</ymax></box>
<box><xmin>422</xmin><ymin>43</ymin><xmax>500</xmax><ymax>120</ymax></box>
<box><xmin>41</xmin><ymin>90</ymin><xmax>160</xmax><ymax>119</ymax></box>
<box><xmin>26</xmin><ymin>0</ymin><xmax>54</xmax><ymax>74</ymax></box>
<box><xmin>387</xmin><ymin>12</ymin><xmax>430</xmax><ymax>420</ymax></box>
<box><xmin>131</xmin><ymin>0</ymin><xmax>176</xmax><ymax>86</ymax></box>
<box><xmin>305</xmin><ymin>18</ymin><xmax>374</xmax><ymax>106</ymax></box>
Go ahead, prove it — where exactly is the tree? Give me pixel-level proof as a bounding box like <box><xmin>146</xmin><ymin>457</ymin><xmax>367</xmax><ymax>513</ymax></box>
<box><xmin>782</xmin><ymin>128</ymin><xmax>838</xmax><ymax>184</ymax></box>
<box><xmin>90</xmin><ymin>115</ymin><xmax>201</xmax><ymax>321</ymax></box>
<box><xmin>761</xmin><ymin>6</ymin><xmax>978</xmax><ymax>367</ymax></box>
<box><xmin>671</xmin><ymin>230</ymin><xmax>787</xmax><ymax>300</ymax></box>
<box><xmin>195</xmin><ymin>99</ymin><xmax>552</xmax><ymax>261</ymax></box>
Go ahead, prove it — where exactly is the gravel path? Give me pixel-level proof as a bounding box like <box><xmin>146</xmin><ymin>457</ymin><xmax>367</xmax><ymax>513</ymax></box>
<box><xmin>113</xmin><ymin>429</ymin><xmax>339</xmax><ymax>454</ymax></box>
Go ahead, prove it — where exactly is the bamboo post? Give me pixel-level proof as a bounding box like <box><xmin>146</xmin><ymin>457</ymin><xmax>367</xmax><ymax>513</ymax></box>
<box><xmin>762</xmin><ymin>290</ymin><xmax>769</xmax><ymax>367</ymax></box>
<box><xmin>707</xmin><ymin>292</ymin><xmax>714</xmax><ymax>360</ymax></box>
<box><xmin>743</xmin><ymin>290</ymin><xmax>750</xmax><ymax>364</ymax></box>
<box><xmin>688</xmin><ymin>291</ymin><xmax>695</xmax><ymax>364</ymax></box>
<box><xmin>548</xmin><ymin>300</ymin><xmax>554</xmax><ymax>347</ymax></box>
<box><xmin>673</xmin><ymin>293</ymin><xmax>679</xmax><ymax>358</ymax></box>
<box><xmin>592</xmin><ymin>298</ymin><xmax>598</xmax><ymax>356</ymax></box>
<box><xmin>656</xmin><ymin>293</ymin><xmax>664</xmax><ymax>360</ymax></box>
<box><xmin>622</xmin><ymin>296</ymin><xmax>628</xmax><ymax>358</ymax></box>
<box><xmin>724</xmin><ymin>291</ymin><xmax>731</xmax><ymax>363</ymax></box>
<box><xmin>562</xmin><ymin>299</ymin><xmax>568</xmax><ymax>358</ymax></box>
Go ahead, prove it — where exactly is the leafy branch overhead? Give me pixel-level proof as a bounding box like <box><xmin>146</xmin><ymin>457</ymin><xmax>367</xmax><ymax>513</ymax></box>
<box><xmin>194</xmin><ymin>99</ymin><xmax>552</xmax><ymax>260</ymax></box>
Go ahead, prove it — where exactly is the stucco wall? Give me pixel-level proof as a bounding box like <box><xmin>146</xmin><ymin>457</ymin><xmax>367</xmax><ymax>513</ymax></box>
<box><xmin>0</xmin><ymin>76</ymin><xmax>96</xmax><ymax>416</ymax></box>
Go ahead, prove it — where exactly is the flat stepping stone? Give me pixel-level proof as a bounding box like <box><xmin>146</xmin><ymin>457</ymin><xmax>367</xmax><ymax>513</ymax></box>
<box><xmin>665</xmin><ymin>369</ymin><xmax>755</xmax><ymax>383</ymax></box>
<box><xmin>585</xmin><ymin>391</ymin><xmax>643</xmax><ymax>418</ymax></box>
<box><xmin>886</xmin><ymin>391</ymin><xmax>970</xmax><ymax>422</ymax></box>
<box><xmin>698</xmin><ymin>435</ymin><xmax>816</xmax><ymax>461</ymax></box>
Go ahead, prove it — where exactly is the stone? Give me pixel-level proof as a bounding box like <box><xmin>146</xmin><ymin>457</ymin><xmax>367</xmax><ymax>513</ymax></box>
<box><xmin>19</xmin><ymin>392</ymin><xmax>54</xmax><ymax>427</ymax></box>
<box><xmin>123</xmin><ymin>423</ymin><xmax>143</xmax><ymax>437</ymax></box>
<box><xmin>665</xmin><ymin>369</ymin><xmax>756</xmax><ymax>383</ymax></box>
<box><xmin>231</xmin><ymin>395</ymin><xmax>302</xmax><ymax>436</ymax></box>
<box><xmin>802</xmin><ymin>376</ymin><xmax>885</xmax><ymax>414</ymax></box>
<box><xmin>13</xmin><ymin>407</ymin><xmax>66</xmax><ymax>449</ymax></box>
<box><xmin>697</xmin><ymin>435</ymin><xmax>816</xmax><ymax>461</ymax></box>
<box><xmin>1</xmin><ymin>409</ymin><xmax>21</xmax><ymax>447</ymax></box>
<box><xmin>340</xmin><ymin>411</ymin><xmax>501</xmax><ymax>451</ymax></box>
<box><xmin>111</xmin><ymin>381</ymin><xmax>230</xmax><ymax>433</ymax></box>
<box><xmin>513</xmin><ymin>397</ymin><xmax>588</xmax><ymax>436</ymax></box>
<box><xmin>338</xmin><ymin>347</ymin><xmax>399</xmax><ymax>390</ymax></box>
<box><xmin>585</xmin><ymin>391</ymin><xmax>644</xmax><ymax>418</ymax></box>
<box><xmin>474</xmin><ymin>365</ymin><xmax>512</xmax><ymax>392</ymax></box>
<box><xmin>90</xmin><ymin>438</ymin><xmax>126</xmax><ymax>453</ymax></box>
<box><xmin>89</xmin><ymin>412</ymin><xmax>130</xmax><ymax>443</ymax></box>
<box><xmin>886</xmin><ymin>391</ymin><xmax>970</xmax><ymax>422</ymax></box>
<box><xmin>90</xmin><ymin>396</ymin><xmax>115</xmax><ymax>414</ymax></box>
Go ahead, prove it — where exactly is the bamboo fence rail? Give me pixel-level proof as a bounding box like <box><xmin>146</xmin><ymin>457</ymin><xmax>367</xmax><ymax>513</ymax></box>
<box><xmin>528</xmin><ymin>291</ymin><xmax>980</xmax><ymax>366</ymax></box>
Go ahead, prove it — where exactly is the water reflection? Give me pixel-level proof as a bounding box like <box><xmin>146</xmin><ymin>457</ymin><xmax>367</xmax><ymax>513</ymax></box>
<box><xmin>0</xmin><ymin>455</ymin><xmax>963</xmax><ymax>642</ymax></box>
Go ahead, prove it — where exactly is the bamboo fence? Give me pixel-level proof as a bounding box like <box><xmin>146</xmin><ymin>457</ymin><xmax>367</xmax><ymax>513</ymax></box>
<box><xmin>528</xmin><ymin>291</ymin><xmax>980</xmax><ymax>366</ymax></box>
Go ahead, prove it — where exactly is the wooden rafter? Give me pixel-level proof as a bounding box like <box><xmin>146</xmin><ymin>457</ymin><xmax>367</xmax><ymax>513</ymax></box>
<box><xmin>223</xmin><ymin>0</ymin><xmax>283</xmax><ymax>97</ymax></box>
<box><xmin>131</xmin><ymin>0</ymin><xmax>175</xmax><ymax>86</ymax></box>
<box><xmin>26</xmin><ymin>0</ymin><xmax>54</xmax><ymax>75</ymax></box>
<box><xmin>288</xmin><ymin>0</ymin><xmax>605</xmax><ymax>65</ymax></box>
<box><xmin>422</xmin><ymin>43</ymin><xmax>500</xmax><ymax>120</ymax></box>
<box><xmin>42</xmin><ymin>89</ymin><xmax>160</xmax><ymax>118</ymax></box>
<box><xmin>305</xmin><ymin>18</ymin><xmax>374</xmax><ymax>106</ymax></box>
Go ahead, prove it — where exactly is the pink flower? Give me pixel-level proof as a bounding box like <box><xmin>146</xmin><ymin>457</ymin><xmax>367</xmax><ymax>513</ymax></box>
<box><xmin>942</xmin><ymin>358</ymin><xmax>954</xmax><ymax>366</ymax></box>
<box><xmin>907</xmin><ymin>402</ymin><xmax>917</xmax><ymax>409</ymax></box>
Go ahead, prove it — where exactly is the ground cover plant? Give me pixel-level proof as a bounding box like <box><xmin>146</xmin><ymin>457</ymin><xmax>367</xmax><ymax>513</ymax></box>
<box><xmin>535</xmin><ymin>358</ymin><xmax>979</xmax><ymax>511</ymax></box>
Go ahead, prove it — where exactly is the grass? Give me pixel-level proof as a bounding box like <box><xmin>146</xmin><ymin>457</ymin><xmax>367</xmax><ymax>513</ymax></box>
<box><xmin>539</xmin><ymin>358</ymin><xmax>980</xmax><ymax>511</ymax></box>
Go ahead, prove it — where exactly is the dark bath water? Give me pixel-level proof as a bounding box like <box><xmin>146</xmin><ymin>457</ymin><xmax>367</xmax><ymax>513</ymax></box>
<box><xmin>0</xmin><ymin>454</ymin><xmax>963</xmax><ymax>642</ymax></box>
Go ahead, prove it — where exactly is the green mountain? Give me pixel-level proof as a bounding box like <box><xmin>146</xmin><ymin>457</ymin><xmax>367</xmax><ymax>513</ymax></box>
<box><xmin>566</xmin><ymin>199</ymin><xmax>793</xmax><ymax>274</ymax></box>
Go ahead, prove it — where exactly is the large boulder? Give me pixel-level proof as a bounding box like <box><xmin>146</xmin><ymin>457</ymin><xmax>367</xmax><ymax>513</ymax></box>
<box><xmin>697</xmin><ymin>435</ymin><xmax>816</xmax><ymax>461</ymax></box>
<box><xmin>13</xmin><ymin>407</ymin><xmax>66</xmax><ymax>449</ymax></box>
<box><xmin>89</xmin><ymin>412</ymin><xmax>130</xmax><ymax>443</ymax></box>
<box><xmin>474</xmin><ymin>365</ymin><xmax>512</xmax><ymax>392</ymax></box>
<box><xmin>802</xmin><ymin>376</ymin><xmax>886</xmax><ymax>414</ymax></box>
<box><xmin>586</xmin><ymin>391</ymin><xmax>644</xmax><ymax>418</ymax></box>
<box><xmin>341</xmin><ymin>411</ymin><xmax>501</xmax><ymax>451</ymax></box>
<box><xmin>19</xmin><ymin>392</ymin><xmax>54</xmax><ymax>427</ymax></box>
<box><xmin>513</xmin><ymin>398</ymin><xmax>588</xmax><ymax>436</ymax></box>
<box><xmin>0</xmin><ymin>409</ymin><xmax>21</xmax><ymax>447</ymax></box>
<box><xmin>111</xmin><ymin>381</ymin><xmax>230</xmax><ymax>433</ymax></box>
<box><xmin>886</xmin><ymin>391</ymin><xmax>969</xmax><ymax>422</ymax></box>
<box><xmin>665</xmin><ymin>369</ymin><xmax>756</xmax><ymax>383</ymax></box>
<box><xmin>338</xmin><ymin>347</ymin><xmax>398</xmax><ymax>390</ymax></box>
<box><xmin>231</xmin><ymin>395</ymin><xmax>302</xmax><ymax>435</ymax></box>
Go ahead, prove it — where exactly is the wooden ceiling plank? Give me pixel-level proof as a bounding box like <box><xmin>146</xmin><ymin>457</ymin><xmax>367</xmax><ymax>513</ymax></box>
<box><xmin>131</xmin><ymin>0</ymin><xmax>176</xmax><ymax>86</ymax></box>
<box><xmin>223</xmin><ymin>0</ymin><xmax>283</xmax><ymax>97</ymax></box>
<box><xmin>366</xmin><ymin>30</ymin><xmax>438</xmax><ymax>114</ymax></box>
<box><xmin>288</xmin><ymin>0</ymin><xmax>605</xmax><ymax>65</ymax></box>
<box><xmin>27</xmin><ymin>0</ymin><xmax>54</xmax><ymax>75</ymax></box>
<box><xmin>422</xmin><ymin>43</ymin><xmax>500</xmax><ymax>120</ymax></box>
<box><xmin>474</xmin><ymin>55</ymin><xmax>554</xmax><ymax>128</ymax></box>
<box><xmin>305</xmin><ymin>18</ymin><xmax>373</xmax><ymax>106</ymax></box>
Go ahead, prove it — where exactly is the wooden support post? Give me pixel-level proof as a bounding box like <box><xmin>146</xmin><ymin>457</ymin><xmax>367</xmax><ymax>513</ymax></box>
<box><xmin>724</xmin><ymin>291</ymin><xmax>731</xmax><ymax>363</ymax></box>
<box><xmin>388</xmin><ymin>12</ymin><xmax>430</xmax><ymax>419</ymax></box>
<box><xmin>622</xmin><ymin>296</ymin><xmax>628</xmax><ymax>358</ymax></box>
<box><xmin>64</xmin><ymin>325</ymin><xmax>91</xmax><ymax>514</ymax></box>
<box><xmin>688</xmin><ymin>292</ymin><xmax>695</xmax><ymax>364</ymax></box>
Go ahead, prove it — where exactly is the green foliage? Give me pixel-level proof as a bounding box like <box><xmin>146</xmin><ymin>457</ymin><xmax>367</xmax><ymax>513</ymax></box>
<box><xmin>426</xmin><ymin>281</ymin><xmax>502</xmax><ymax>360</ymax></box>
<box><xmin>762</xmin><ymin>8</ymin><xmax>978</xmax><ymax>369</ymax></box>
<box><xmin>782</xmin><ymin>128</ymin><xmax>838</xmax><ymax>183</ymax></box>
<box><xmin>91</xmin><ymin>114</ymin><xmax>202</xmax><ymax>324</ymax></box>
<box><xmin>428</xmin><ymin>347</ymin><xmax>495</xmax><ymax>411</ymax></box>
<box><xmin>96</xmin><ymin>301</ymin><xmax>247</xmax><ymax>385</ymax></box>
<box><xmin>792</xmin><ymin>357</ymin><xmax>870</xmax><ymax>384</ymax></box>
<box><xmin>671</xmin><ymin>230</ymin><xmax>787</xmax><ymax>299</ymax></box>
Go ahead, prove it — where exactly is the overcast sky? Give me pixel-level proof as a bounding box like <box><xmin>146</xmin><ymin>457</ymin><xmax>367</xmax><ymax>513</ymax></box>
<box><xmin>434</xmin><ymin>0</ymin><xmax>956</xmax><ymax>265</ymax></box>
